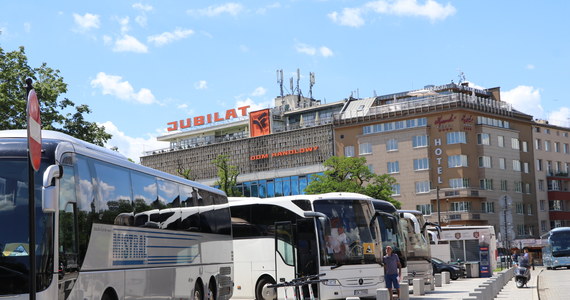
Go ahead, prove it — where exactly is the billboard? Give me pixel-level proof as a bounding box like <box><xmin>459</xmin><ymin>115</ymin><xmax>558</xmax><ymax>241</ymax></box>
<box><xmin>249</xmin><ymin>109</ymin><xmax>271</xmax><ymax>137</ymax></box>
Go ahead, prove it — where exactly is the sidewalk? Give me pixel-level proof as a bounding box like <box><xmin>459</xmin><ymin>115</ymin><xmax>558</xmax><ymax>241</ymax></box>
<box><xmin>495</xmin><ymin>266</ymin><xmax>541</xmax><ymax>300</ymax></box>
<box><xmin>407</xmin><ymin>276</ymin><xmax>491</xmax><ymax>300</ymax></box>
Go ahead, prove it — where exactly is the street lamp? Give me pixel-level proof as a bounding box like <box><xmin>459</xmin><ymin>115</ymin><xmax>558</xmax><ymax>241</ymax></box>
<box><xmin>437</xmin><ymin>186</ymin><xmax>441</xmax><ymax>226</ymax></box>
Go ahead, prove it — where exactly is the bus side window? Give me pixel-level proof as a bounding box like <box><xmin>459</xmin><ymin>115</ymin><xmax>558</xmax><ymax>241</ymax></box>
<box><xmin>158</xmin><ymin>178</ymin><xmax>180</xmax><ymax>208</ymax></box>
<box><xmin>180</xmin><ymin>185</ymin><xmax>195</xmax><ymax>207</ymax></box>
<box><xmin>131</xmin><ymin>171</ymin><xmax>156</xmax><ymax>213</ymax></box>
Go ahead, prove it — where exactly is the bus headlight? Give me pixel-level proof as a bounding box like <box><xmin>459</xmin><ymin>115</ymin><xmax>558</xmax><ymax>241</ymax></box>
<box><xmin>322</xmin><ymin>279</ymin><xmax>341</xmax><ymax>286</ymax></box>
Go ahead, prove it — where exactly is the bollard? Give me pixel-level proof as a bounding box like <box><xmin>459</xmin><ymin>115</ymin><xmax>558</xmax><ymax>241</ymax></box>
<box><xmin>468</xmin><ymin>291</ymin><xmax>482</xmax><ymax>300</ymax></box>
<box><xmin>429</xmin><ymin>276</ymin><xmax>435</xmax><ymax>291</ymax></box>
<box><xmin>375</xmin><ymin>288</ymin><xmax>389</xmax><ymax>300</ymax></box>
<box><xmin>413</xmin><ymin>278</ymin><xmax>425</xmax><ymax>295</ymax></box>
<box><xmin>399</xmin><ymin>283</ymin><xmax>410</xmax><ymax>300</ymax></box>
<box><xmin>435</xmin><ymin>273</ymin><xmax>442</xmax><ymax>287</ymax></box>
<box><xmin>442</xmin><ymin>271</ymin><xmax>451</xmax><ymax>284</ymax></box>
<box><xmin>474</xmin><ymin>287</ymin><xmax>488</xmax><ymax>300</ymax></box>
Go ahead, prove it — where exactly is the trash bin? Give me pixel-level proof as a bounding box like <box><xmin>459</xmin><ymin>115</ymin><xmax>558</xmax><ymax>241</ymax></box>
<box><xmin>465</xmin><ymin>262</ymin><xmax>480</xmax><ymax>278</ymax></box>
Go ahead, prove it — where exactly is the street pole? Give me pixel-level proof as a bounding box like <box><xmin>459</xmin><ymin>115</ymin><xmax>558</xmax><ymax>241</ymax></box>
<box><xmin>437</xmin><ymin>186</ymin><xmax>441</xmax><ymax>226</ymax></box>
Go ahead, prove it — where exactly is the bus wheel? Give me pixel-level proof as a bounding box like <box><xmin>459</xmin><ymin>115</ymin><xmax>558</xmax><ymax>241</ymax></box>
<box><xmin>208</xmin><ymin>278</ymin><xmax>217</xmax><ymax>300</ymax></box>
<box><xmin>101</xmin><ymin>288</ymin><xmax>117</xmax><ymax>300</ymax></box>
<box><xmin>255</xmin><ymin>277</ymin><xmax>276</xmax><ymax>300</ymax></box>
<box><xmin>194</xmin><ymin>281</ymin><xmax>204</xmax><ymax>300</ymax></box>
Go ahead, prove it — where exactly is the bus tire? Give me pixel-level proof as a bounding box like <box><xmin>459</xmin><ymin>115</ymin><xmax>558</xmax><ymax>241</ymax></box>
<box><xmin>194</xmin><ymin>280</ymin><xmax>205</xmax><ymax>300</ymax></box>
<box><xmin>101</xmin><ymin>288</ymin><xmax>118</xmax><ymax>300</ymax></box>
<box><xmin>208</xmin><ymin>277</ymin><xmax>217</xmax><ymax>300</ymax></box>
<box><xmin>255</xmin><ymin>276</ymin><xmax>276</xmax><ymax>300</ymax></box>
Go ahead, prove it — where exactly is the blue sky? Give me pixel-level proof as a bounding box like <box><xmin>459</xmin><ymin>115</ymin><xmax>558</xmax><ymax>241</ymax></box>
<box><xmin>1</xmin><ymin>0</ymin><xmax>569</xmax><ymax>162</ymax></box>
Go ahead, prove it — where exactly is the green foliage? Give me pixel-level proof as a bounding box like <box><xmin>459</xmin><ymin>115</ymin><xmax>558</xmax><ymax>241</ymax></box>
<box><xmin>305</xmin><ymin>156</ymin><xmax>401</xmax><ymax>209</ymax></box>
<box><xmin>213</xmin><ymin>154</ymin><xmax>241</xmax><ymax>197</ymax></box>
<box><xmin>0</xmin><ymin>46</ymin><xmax>111</xmax><ymax>145</ymax></box>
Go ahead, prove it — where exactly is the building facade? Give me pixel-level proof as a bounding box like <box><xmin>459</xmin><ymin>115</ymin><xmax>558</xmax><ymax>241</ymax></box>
<box><xmin>141</xmin><ymin>82</ymin><xmax>569</xmax><ymax>242</ymax></box>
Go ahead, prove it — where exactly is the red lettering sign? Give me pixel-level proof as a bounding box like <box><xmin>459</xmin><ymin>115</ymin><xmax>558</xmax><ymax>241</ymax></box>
<box><xmin>166</xmin><ymin>106</ymin><xmax>251</xmax><ymax>131</ymax></box>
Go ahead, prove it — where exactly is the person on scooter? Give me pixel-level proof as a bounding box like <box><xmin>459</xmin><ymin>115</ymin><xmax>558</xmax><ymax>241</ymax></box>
<box><xmin>519</xmin><ymin>248</ymin><xmax>531</xmax><ymax>269</ymax></box>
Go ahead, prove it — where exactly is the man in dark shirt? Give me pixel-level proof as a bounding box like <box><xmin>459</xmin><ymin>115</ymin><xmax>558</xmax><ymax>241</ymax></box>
<box><xmin>383</xmin><ymin>245</ymin><xmax>402</xmax><ymax>300</ymax></box>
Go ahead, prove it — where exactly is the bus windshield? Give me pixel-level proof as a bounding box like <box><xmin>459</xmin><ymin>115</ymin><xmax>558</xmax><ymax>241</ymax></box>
<box><xmin>401</xmin><ymin>217</ymin><xmax>430</xmax><ymax>259</ymax></box>
<box><xmin>378</xmin><ymin>214</ymin><xmax>406</xmax><ymax>267</ymax></box>
<box><xmin>313</xmin><ymin>199</ymin><xmax>379</xmax><ymax>266</ymax></box>
<box><xmin>551</xmin><ymin>231</ymin><xmax>570</xmax><ymax>257</ymax></box>
<box><xmin>0</xmin><ymin>158</ymin><xmax>54</xmax><ymax>295</ymax></box>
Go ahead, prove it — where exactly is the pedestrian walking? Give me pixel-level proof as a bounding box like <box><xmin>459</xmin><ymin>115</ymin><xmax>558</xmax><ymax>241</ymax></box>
<box><xmin>383</xmin><ymin>245</ymin><xmax>402</xmax><ymax>300</ymax></box>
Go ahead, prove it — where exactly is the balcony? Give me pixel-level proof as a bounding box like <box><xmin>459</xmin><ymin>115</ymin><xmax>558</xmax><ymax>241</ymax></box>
<box><xmin>427</xmin><ymin>210</ymin><xmax>489</xmax><ymax>225</ymax></box>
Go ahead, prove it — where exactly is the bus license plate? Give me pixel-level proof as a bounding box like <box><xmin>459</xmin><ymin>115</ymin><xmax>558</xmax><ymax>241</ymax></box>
<box><xmin>354</xmin><ymin>289</ymin><xmax>368</xmax><ymax>295</ymax></box>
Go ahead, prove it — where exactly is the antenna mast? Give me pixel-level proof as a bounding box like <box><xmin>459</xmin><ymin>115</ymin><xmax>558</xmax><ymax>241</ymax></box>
<box><xmin>309</xmin><ymin>72</ymin><xmax>315</xmax><ymax>99</ymax></box>
<box><xmin>276</xmin><ymin>69</ymin><xmax>284</xmax><ymax>99</ymax></box>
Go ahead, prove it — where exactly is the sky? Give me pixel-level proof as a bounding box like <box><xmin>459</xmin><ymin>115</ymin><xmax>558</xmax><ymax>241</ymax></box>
<box><xmin>1</xmin><ymin>0</ymin><xmax>569</xmax><ymax>162</ymax></box>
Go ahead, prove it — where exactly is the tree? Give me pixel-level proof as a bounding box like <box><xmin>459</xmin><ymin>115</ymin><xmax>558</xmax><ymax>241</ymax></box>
<box><xmin>0</xmin><ymin>46</ymin><xmax>111</xmax><ymax>145</ymax></box>
<box><xmin>213</xmin><ymin>154</ymin><xmax>241</xmax><ymax>197</ymax></box>
<box><xmin>305</xmin><ymin>156</ymin><xmax>401</xmax><ymax>208</ymax></box>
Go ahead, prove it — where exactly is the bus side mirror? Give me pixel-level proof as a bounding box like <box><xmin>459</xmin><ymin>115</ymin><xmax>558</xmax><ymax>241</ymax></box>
<box><xmin>42</xmin><ymin>165</ymin><xmax>63</xmax><ymax>213</ymax></box>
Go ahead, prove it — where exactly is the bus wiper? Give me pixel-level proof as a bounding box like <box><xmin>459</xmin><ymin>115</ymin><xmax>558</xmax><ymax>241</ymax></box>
<box><xmin>330</xmin><ymin>262</ymin><xmax>344</xmax><ymax>270</ymax></box>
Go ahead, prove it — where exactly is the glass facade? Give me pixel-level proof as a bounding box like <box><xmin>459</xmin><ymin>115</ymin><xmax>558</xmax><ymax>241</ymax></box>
<box><xmin>233</xmin><ymin>173</ymin><xmax>321</xmax><ymax>198</ymax></box>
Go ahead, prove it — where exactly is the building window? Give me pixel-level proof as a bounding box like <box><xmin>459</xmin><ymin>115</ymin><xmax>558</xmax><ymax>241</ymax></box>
<box><xmin>417</xmin><ymin>204</ymin><xmax>432</xmax><ymax>215</ymax></box>
<box><xmin>344</xmin><ymin>146</ymin><xmax>355</xmax><ymax>157</ymax></box>
<box><xmin>447</xmin><ymin>132</ymin><xmax>467</xmax><ymax>144</ymax></box>
<box><xmin>500</xmin><ymin>180</ymin><xmax>508</xmax><ymax>191</ymax></box>
<box><xmin>541</xmin><ymin>220</ymin><xmax>547</xmax><ymax>232</ymax></box>
<box><xmin>555</xmin><ymin>142</ymin><xmax>560</xmax><ymax>152</ymax></box>
<box><xmin>412</xmin><ymin>135</ymin><xmax>428</xmax><ymax>148</ymax></box>
<box><xmin>413</xmin><ymin>158</ymin><xmax>429</xmax><ymax>171</ymax></box>
<box><xmin>359</xmin><ymin>143</ymin><xmax>372</xmax><ymax>155</ymax></box>
<box><xmin>479</xmin><ymin>156</ymin><xmax>492</xmax><ymax>168</ymax></box>
<box><xmin>391</xmin><ymin>183</ymin><xmax>400</xmax><ymax>196</ymax></box>
<box><xmin>523</xmin><ymin>162</ymin><xmax>529</xmax><ymax>173</ymax></box>
<box><xmin>545</xmin><ymin>128</ymin><xmax>551</xmax><ymax>134</ymax></box>
<box><xmin>451</xmin><ymin>201</ymin><xmax>471</xmax><ymax>212</ymax></box>
<box><xmin>387</xmin><ymin>161</ymin><xmax>400</xmax><ymax>174</ymax></box>
<box><xmin>514</xmin><ymin>181</ymin><xmax>522</xmax><ymax>193</ymax></box>
<box><xmin>498</xmin><ymin>135</ymin><xmax>505</xmax><ymax>148</ymax></box>
<box><xmin>448</xmin><ymin>155</ymin><xmax>468</xmax><ymax>168</ymax></box>
<box><xmin>512</xmin><ymin>160</ymin><xmax>521</xmax><ymax>171</ymax></box>
<box><xmin>499</xmin><ymin>158</ymin><xmax>506</xmax><ymax>170</ymax></box>
<box><xmin>522</xmin><ymin>141</ymin><xmax>528</xmax><ymax>152</ymax></box>
<box><xmin>564</xmin><ymin>143</ymin><xmax>569</xmax><ymax>154</ymax></box>
<box><xmin>549</xmin><ymin>200</ymin><xmax>563</xmax><ymax>211</ymax></box>
<box><xmin>482</xmin><ymin>202</ymin><xmax>495</xmax><ymax>213</ymax></box>
<box><xmin>536</xmin><ymin>159</ymin><xmax>543</xmax><ymax>171</ymax></box>
<box><xmin>479</xmin><ymin>178</ymin><xmax>493</xmax><ymax>190</ymax></box>
<box><xmin>525</xmin><ymin>183</ymin><xmax>531</xmax><ymax>194</ymax></box>
<box><xmin>449</xmin><ymin>178</ymin><xmax>470</xmax><ymax>189</ymax></box>
<box><xmin>538</xmin><ymin>180</ymin><xmax>545</xmax><ymax>191</ymax></box>
<box><xmin>386</xmin><ymin>139</ymin><xmax>398</xmax><ymax>152</ymax></box>
<box><xmin>415</xmin><ymin>181</ymin><xmax>430</xmax><ymax>194</ymax></box>
<box><xmin>535</xmin><ymin>138</ymin><xmax>541</xmax><ymax>150</ymax></box>
<box><xmin>368</xmin><ymin>164</ymin><xmax>374</xmax><ymax>173</ymax></box>
<box><xmin>511</xmin><ymin>138</ymin><xmax>520</xmax><ymax>150</ymax></box>
<box><xmin>516</xmin><ymin>203</ymin><xmax>524</xmax><ymax>214</ymax></box>
<box><xmin>545</xmin><ymin>140</ymin><xmax>551</xmax><ymax>151</ymax></box>
<box><xmin>540</xmin><ymin>200</ymin><xmax>546</xmax><ymax>211</ymax></box>
<box><xmin>477</xmin><ymin>133</ymin><xmax>490</xmax><ymax>145</ymax></box>
<box><xmin>527</xmin><ymin>204</ymin><xmax>533</xmax><ymax>215</ymax></box>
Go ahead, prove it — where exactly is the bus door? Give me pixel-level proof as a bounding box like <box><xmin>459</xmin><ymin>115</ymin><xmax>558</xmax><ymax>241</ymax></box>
<box><xmin>274</xmin><ymin>221</ymin><xmax>296</xmax><ymax>298</ymax></box>
<box><xmin>295</xmin><ymin>218</ymin><xmax>319</xmax><ymax>298</ymax></box>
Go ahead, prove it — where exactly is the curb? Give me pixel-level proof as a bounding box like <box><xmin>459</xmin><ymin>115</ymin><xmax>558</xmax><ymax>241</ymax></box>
<box><xmin>536</xmin><ymin>268</ymin><xmax>544</xmax><ymax>300</ymax></box>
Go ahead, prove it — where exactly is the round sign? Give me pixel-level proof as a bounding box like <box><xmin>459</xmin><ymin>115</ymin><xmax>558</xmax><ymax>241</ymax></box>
<box><xmin>27</xmin><ymin>89</ymin><xmax>42</xmax><ymax>171</ymax></box>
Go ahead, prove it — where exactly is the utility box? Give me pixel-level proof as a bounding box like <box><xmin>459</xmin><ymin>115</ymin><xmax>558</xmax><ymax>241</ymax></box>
<box><xmin>465</xmin><ymin>262</ymin><xmax>480</xmax><ymax>278</ymax></box>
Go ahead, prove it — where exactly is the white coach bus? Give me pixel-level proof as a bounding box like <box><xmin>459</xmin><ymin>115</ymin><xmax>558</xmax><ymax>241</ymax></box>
<box><xmin>0</xmin><ymin>130</ymin><xmax>233</xmax><ymax>300</ymax></box>
<box><xmin>228</xmin><ymin>193</ymin><xmax>384</xmax><ymax>300</ymax></box>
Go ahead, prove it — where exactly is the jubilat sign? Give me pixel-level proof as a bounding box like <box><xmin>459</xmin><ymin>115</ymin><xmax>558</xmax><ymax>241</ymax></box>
<box><xmin>167</xmin><ymin>106</ymin><xmax>250</xmax><ymax>131</ymax></box>
<box><xmin>250</xmin><ymin>146</ymin><xmax>319</xmax><ymax>161</ymax></box>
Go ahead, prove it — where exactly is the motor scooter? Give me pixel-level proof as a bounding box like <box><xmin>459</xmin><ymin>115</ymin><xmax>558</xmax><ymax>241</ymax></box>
<box><xmin>514</xmin><ymin>264</ymin><xmax>531</xmax><ymax>288</ymax></box>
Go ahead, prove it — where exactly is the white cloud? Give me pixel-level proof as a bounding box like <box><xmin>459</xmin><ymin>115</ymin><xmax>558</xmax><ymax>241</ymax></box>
<box><xmin>148</xmin><ymin>28</ymin><xmax>194</xmax><ymax>46</ymax></box>
<box><xmin>236</xmin><ymin>97</ymin><xmax>272</xmax><ymax>112</ymax></box>
<box><xmin>501</xmin><ymin>85</ymin><xmax>543</xmax><ymax>118</ymax></box>
<box><xmin>113</xmin><ymin>34</ymin><xmax>148</xmax><ymax>53</ymax></box>
<box><xmin>194</xmin><ymin>80</ymin><xmax>208</xmax><ymax>90</ymax></box>
<box><xmin>256</xmin><ymin>2</ymin><xmax>281</xmax><ymax>14</ymax></box>
<box><xmin>135</xmin><ymin>15</ymin><xmax>148</xmax><ymax>27</ymax></box>
<box><xmin>328</xmin><ymin>8</ymin><xmax>365</xmax><ymax>27</ymax></box>
<box><xmin>331</xmin><ymin>0</ymin><xmax>456</xmax><ymax>27</ymax></box>
<box><xmin>91</xmin><ymin>72</ymin><xmax>156</xmax><ymax>104</ymax></box>
<box><xmin>118</xmin><ymin>16</ymin><xmax>130</xmax><ymax>34</ymax></box>
<box><xmin>548</xmin><ymin>107</ymin><xmax>570</xmax><ymax>127</ymax></box>
<box><xmin>133</xmin><ymin>3</ymin><xmax>153</xmax><ymax>12</ymax></box>
<box><xmin>526</xmin><ymin>64</ymin><xmax>535</xmax><ymax>70</ymax></box>
<box><xmin>251</xmin><ymin>87</ymin><xmax>266</xmax><ymax>97</ymax></box>
<box><xmin>295</xmin><ymin>43</ymin><xmax>334</xmax><ymax>57</ymax></box>
<box><xmin>239</xmin><ymin>44</ymin><xmax>250</xmax><ymax>52</ymax></box>
<box><xmin>73</xmin><ymin>13</ymin><xmax>100</xmax><ymax>32</ymax></box>
<box><xmin>188</xmin><ymin>3</ymin><xmax>244</xmax><ymax>17</ymax></box>
<box><xmin>101</xmin><ymin>121</ymin><xmax>169</xmax><ymax>163</ymax></box>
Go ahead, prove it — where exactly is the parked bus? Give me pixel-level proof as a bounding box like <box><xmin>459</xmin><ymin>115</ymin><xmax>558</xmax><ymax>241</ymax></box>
<box><xmin>371</xmin><ymin>200</ymin><xmax>408</xmax><ymax>281</ymax></box>
<box><xmin>0</xmin><ymin>130</ymin><xmax>233</xmax><ymax>300</ymax></box>
<box><xmin>228</xmin><ymin>193</ymin><xmax>383</xmax><ymax>300</ymax></box>
<box><xmin>542</xmin><ymin>227</ymin><xmax>570</xmax><ymax>270</ymax></box>
<box><xmin>398</xmin><ymin>210</ymin><xmax>435</xmax><ymax>285</ymax></box>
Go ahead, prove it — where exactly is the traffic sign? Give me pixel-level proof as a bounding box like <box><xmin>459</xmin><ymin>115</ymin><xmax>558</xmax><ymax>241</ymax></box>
<box><xmin>27</xmin><ymin>89</ymin><xmax>42</xmax><ymax>171</ymax></box>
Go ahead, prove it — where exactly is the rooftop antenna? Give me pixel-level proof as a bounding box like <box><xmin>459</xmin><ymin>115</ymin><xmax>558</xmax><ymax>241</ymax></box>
<box><xmin>309</xmin><ymin>72</ymin><xmax>315</xmax><ymax>99</ymax></box>
<box><xmin>289</xmin><ymin>77</ymin><xmax>294</xmax><ymax>95</ymax></box>
<box><xmin>458</xmin><ymin>70</ymin><xmax>466</xmax><ymax>84</ymax></box>
<box><xmin>296</xmin><ymin>68</ymin><xmax>301</xmax><ymax>95</ymax></box>
<box><xmin>276</xmin><ymin>69</ymin><xmax>284</xmax><ymax>99</ymax></box>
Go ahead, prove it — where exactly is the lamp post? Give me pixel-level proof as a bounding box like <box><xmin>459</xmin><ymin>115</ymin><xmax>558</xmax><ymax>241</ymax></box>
<box><xmin>437</xmin><ymin>186</ymin><xmax>441</xmax><ymax>226</ymax></box>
